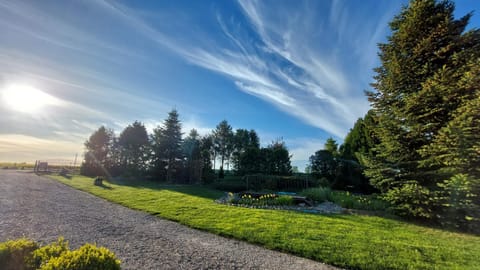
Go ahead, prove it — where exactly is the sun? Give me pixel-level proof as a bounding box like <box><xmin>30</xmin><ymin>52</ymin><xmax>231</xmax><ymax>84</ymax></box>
<box><xmin>2</xmin><ymin>84</ymin><xmax>58</xmax><ymax>113</ymax></box>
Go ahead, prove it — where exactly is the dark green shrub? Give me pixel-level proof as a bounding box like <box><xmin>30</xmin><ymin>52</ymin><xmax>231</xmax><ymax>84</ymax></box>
<box><xmin>211</xmin><ymin>176</ymin><xmax>246</xmax><ymax>192</ymax></box>
<box><xmin>331</xmin><ymin>191</ymin><xmax>391</xmax><ymax>211</ymax></box>
<box><xmin>40</xmin><ymin>244</ymin><xmax>120</xmax><ymax>270</ymax></box>
<box><xmin>218</xmin><ymin>167</ymin><xmax>225</xmax><ymax>179</ymax></box>
<box><xmin>300</xmin><ymin>187</ymin><xmax>333</xmax><ymax>202</ymax></box>
<box><xmin>244</xmin><ymin>174</ymin><xmax>315</xmax><ymax>191</ymax></box>
<box><xmin>0</xmin><ymin>238</ymin><xmax>38</xmax><ymax>270</ymax></box>
<box><xmin>94</xmin><ymin>177</ymin><xmax>103</xmax><ymax>186</ymax></box>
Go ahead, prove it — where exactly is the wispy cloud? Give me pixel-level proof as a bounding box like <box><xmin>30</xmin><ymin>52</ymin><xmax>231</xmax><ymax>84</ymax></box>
<box><xmin>95</xmin><ymin>0</ymin><xmax>392</xmax><ymax>137</ymax></box>
<box><xmin>0</xmin><ymin>0</ymin><xmax>399</xmax><ymax>162</ymax></box>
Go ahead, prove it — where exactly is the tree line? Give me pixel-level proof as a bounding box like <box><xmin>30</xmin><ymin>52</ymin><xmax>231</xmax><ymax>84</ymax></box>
<box><xmin>81</xmin><ymin>110</ymin><xmax>292</xmax><ymax>183</ymax></box>
<box><xmin>308</xmin><ymin>0</ymin><xmax>479</xmax><ymax>231</ymax></box>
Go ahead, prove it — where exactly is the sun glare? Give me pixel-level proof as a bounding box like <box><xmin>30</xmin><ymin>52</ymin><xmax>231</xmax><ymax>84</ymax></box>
<box><xmin>2</xmin><ymin>84</ymin><xmax>58</xmax><ymax>113</ymax></box>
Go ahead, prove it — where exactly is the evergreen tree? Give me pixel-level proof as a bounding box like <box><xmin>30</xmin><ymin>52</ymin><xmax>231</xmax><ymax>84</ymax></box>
<box><xmin>232</xmin><ymin>129</ymin><xmax>261</xmax><ymax>175</ymax></box>
<box><xmin>199</xmin><ymin>135</ymin><xmax>215</xmax><ymax>183</ymax></box>
<box><xmin>118</xmin><ymin>121</ymin><xmax>149</xmax><ymax>176</ymax></box>
<box><xmin>183</xmin><ymin>129</ymin><xmax>202</xmax><ymax>183</ymax></box>
<box><xmin>340</xmin><ymin>110</ymin><xmax>379</xmax><ymax>161</ymax></box>
<box><xmin>151</xmin><ymin>110</ymin><xmax>183</xmax><ymax>182</ymax></box>
<box><xmin>324</xmin><ymin>137</ymin><xmax>339</xmax><ymax>157</ymax></box>
<box><xmin>81</xmin><ymin>126</ymin><xmax>114</xmax><ymax>177</ymax></box>
<box><xmin>261</xmin><ymin>139</ymin><xmax>292</xmax><ymax>176</ymax></box>
<box><xmin>365</xmin><ymin>0</ymin><xmax>480</xmax><ymax>218</ymax></box>
<box><xmin>213</xmin><ymin>120</ymin><xmax>234</xmax><ymax>178</ymax></box>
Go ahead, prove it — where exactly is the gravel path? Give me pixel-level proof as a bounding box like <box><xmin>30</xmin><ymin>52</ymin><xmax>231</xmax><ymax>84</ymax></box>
<box><xmin>0</xmin><ymin>170</ymin><xmax>338</xmax><ymax>270</ymax></box>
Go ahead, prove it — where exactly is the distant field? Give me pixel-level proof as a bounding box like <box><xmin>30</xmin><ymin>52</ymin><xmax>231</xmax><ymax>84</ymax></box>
<box><xmin>50</xmin><ymin>175</ymin><xmax>480</xmax><ymax>270</ymax></box>
<box><xmin>0</xmin><ymin>162</ymin><xmax>35</xmax><ymax>169</ymax></box>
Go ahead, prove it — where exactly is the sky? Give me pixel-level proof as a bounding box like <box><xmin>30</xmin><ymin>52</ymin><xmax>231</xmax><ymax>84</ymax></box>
<box><xmin>0</xmin><ymin>0</ymin><xmax>479</xmax><ymax>170</ymax></box>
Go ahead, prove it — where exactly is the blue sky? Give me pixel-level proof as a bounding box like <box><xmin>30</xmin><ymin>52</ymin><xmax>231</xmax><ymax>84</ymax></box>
<box><xmin>0</xmin><ymin>0</ymin><xmax>478</xmax><ymax>170</ymax></box>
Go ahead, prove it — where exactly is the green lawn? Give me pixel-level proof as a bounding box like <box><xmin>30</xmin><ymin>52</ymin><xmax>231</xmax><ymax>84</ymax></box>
<box><xmin>50</xmin><ymin>175</ymin><xmax>480</xmax><ymax>270</ymax></box>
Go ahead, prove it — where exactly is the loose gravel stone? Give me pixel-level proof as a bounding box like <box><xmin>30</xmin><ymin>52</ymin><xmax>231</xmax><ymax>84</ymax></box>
<box><xmin>0</xmin><ymin>170</ymin><xmax>339</xmax><ymax>270</ymax></box>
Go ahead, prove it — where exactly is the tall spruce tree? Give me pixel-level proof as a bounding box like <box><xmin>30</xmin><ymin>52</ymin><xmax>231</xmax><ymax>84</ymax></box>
<box><xmin>213</xmin><ymin>120</ymin><xmax>234</xmax><ymax>177</ymax></box>
<box><xmin>183</xmin><ymin>129</ymin><xmax>202</xmax><ymax>183</ymax></box>
<box><xmin>366</xmin><ymin>0</ymin><xmax>480</xmax><ymax>218</ymax></box>
<box><xmin>151</xmin><ymin>110</ymin><xmax>183</xmax><ymax>182</ymax></box>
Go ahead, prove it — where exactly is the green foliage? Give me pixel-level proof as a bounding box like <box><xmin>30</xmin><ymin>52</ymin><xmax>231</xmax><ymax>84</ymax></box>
<box><xmin>0</xmin><ymin>238</ymin><xmax>38</xmax><ymax>270</ymax></box>
<box><xmin>183</xmin><ymin>129</ymin><xmax>202</xmax><ymax>183</ymax></box>
<box><xmin>33</xmin><ymin>237</ymin><xmax>69</xmax><ymax>268</ymax></box>
<box><xmin>151</xmin><ymin>109</ymin><xmax>184</xmax><ymax>182</ymax></box>
<box><xmin>330</xmin><ymin>192</ymin><xmax>391</xmax><ymax>212</ymax></box>
<box><xmin>81</xmin><ymin>126</ymin><xmax>114</xmax><ymax>177</ymax></box>
<box><xmin>324</xmin><ymin>137</ymin><xmax>339</xmax><ymax>157</ymax></box>
<box><xmin>218</xmin><ymin>166</ymin><xmax>225</xmax><ymax>179</ymax></box>
<box><xmin>232</xmin><ymin>129</ymin><xmax>261</xmax><ymax>175</ymax></box>
<box><xmin>51</xmin><ymin>175</ymin><xmax>480</xmax><ymax>270</ymax></box>
<box><xmin>199</xmin><ymin>135</ymin><xmax>215</xmax><ymax>184</ymax></box>
<box><xmin>310</xmin><ymin>137</ymin><xmax>373</xmax><ymax>192</ymax></box>
<box><xmin>301</xmin><ymin>188</ymin><xmax>390</xmax><ymax>211</ymax></box>
<box><xmin>118</xmin><ymin>121</ymin><xmax>150</xmax><ymax>176</ymax></box>
<box><xmin>40</xmin><ymin>244</ymin><xmax>120</xmax><ymax>270</ymax></box>
<box><xmin>244</xmin><ymin>174</ymin><xmax>312</xmax><ymax>191</ymax></box>
<box><xmin>383</xmin><ymin>183</ymin><xmax>432</xmax><ymax>218</ymax></box>
<box><xmin>211</xmin><ymin>176</ymin><xmax>246</xmax><ymax>192</ymax></box>
<box><xmin>340</xmin><ymin>110</ymin><xmax>379</xmax><ymax>161</ymax></box>
<box><xmin>213</xmin><ymin>120</ymin><xmax>234</xmax><ymax>172</ymax></box>
<box><xmin>364</xmin><ymin>0</ymin><xmax>480</xmax><ymax>223</ymax></box>
<box><xmin>260</xmin><ymin>139</ymin><xmax>292</xmax><ymax>175</ymax></box>
<box><xmin>310</xmin><ymin>150</ymin><xmax>336</xmax><ymax>179</ymax></box>
<box><xmin>300</xmin><ymin>187</ymin><xmax>333</xmax><ymax>203</ymax></box>
<box><xmin>436</xmin><ymin>174</ymin><xmax>479</xmax><ymax>232</ymax></box>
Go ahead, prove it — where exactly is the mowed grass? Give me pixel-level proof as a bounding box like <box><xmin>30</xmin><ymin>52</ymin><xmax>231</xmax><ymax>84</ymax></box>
<box><xmin>50</xmin><ymin>175</ymin><xmax>480</xmax><ymax>270</ymax></box>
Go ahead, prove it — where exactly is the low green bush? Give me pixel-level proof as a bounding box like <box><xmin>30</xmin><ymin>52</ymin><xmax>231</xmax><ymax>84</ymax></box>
<box><xmin>210</xmin><ymin>176</ymin><xmax>246</xmax><ymax>192</ymax></box>
<box><xmin>0</xmin><ymin>238</ymin><xmax>38</xmax><ymax>270</ymax></box>
<box><xmin>301</xmin><ymin>188</ymin><xmax>391</xmax><ymax>211</ymax></box>
<box><xmin>33</xmin><ymin>237</ymin><xmax>69</xmax><ymax>268</ymax></box>
<box><xmin>0</xmin><ymin>238</ymin><xmax>120</xmax><ymax>270</ymax></box>
<box><xmin>300</xmin><ymin>187</ymin><xmax>333</xmax><ymax>202</ymax></box>
<box><xmin>244</xmin><ymin>174</ymin><xmax>315</xmax><ymax>191</ymax></box>
<box><xmin>41</xmin><ymin>244</ymin><xmax>120</xmax><ymax>270</ymax></box>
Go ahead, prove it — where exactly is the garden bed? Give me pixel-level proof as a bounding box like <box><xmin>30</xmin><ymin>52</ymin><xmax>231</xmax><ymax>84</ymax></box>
<box><xmin>215</xmin><ymin>192</ymin><xmax>345</xmax><ymax>214</ymax></box>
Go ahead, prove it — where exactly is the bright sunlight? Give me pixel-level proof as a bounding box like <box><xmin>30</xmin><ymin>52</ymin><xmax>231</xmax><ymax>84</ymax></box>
<box><xmin>1</xmin><ymin>84</ymin><xmax>59</xmax><ymax>113</ymax></box>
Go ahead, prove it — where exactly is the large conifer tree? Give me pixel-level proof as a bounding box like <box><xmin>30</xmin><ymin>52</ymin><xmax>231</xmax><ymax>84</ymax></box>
<box><xmin>365</xmin><ymin>0</ymin><xmax>479</xmax><ymax>218</ymax></box>
<box><xmin>151</xmin><ymin>110</ymin><xmax>183</xmax><ymax>182</ymax></box>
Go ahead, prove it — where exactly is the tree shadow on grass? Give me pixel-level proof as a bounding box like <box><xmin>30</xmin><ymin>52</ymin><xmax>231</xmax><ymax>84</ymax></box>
<box><xmin>107</xmin><ymin>177</ymin><xmax>222</xmax><ymax>200</ymax></box>
<box><xmin>95</xmin><ymin>182</ymin><xmax>113</xmax><ymax>190</ymax></box>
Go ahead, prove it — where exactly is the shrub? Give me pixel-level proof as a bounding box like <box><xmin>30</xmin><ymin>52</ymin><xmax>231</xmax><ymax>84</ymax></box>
<box><xmin>300</xmin><ymin>188</ymin><xmax>391</xmax><ymax>211</ymax></box>
<box><xmin>244</xmin><ymin>174</ymin><xmax>315</xmax><ymax>191</ymax></box>
<box><xmin>0</xmin><ymin>238</ymin><xmax>38</xmax><ymax>270</ymax></box>
<box><xmin>274</xmin><ymin>195</ymin><xmax>294</xmax><ymax>206</ymax></box>
<box><xmin>33</xmin><ymin>237</ymin><xmax>69</xmax><ymax>268</ymax></box>
<box><xmin>94</xmin><ymin>177</ymin><xmax>103</xmax><ymax>186</ymax></box>
<box><xmin>0</xmin><ymin>238</ymin><xmax>120</xmax><ymax>270</ymax></box>
<box><xmin>300</xmin><ymin>187</ymin><xmax>333</xmax><ymax>202</ymax></box>
<box><xmin>40</xmin><ymin>244</ymin><xmax>120</xmax><ymax>270</ymax></box>
<box><xmin>436</xmin><ymin>174</ymin><xmax>479</xmax><ymax>233</ymax></box>
<box><xmin>331</xmin><ymin>191</ymin><xmax>391</xmax><ymax>211</ymax></box>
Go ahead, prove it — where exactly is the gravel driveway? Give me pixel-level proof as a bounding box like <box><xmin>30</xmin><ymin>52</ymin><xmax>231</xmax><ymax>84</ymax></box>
<box><xmin>0</xmin><ymin>170</ymin><xmax>338</xmax><ymax>270</ymax></box>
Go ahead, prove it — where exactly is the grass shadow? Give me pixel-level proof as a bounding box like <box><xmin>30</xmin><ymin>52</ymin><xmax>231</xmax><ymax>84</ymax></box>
<box><xmin>94</xmin><ymin>182</ymin><xmax>114</xmax><ymax>190</ymax></box>
<box><xmin>107</xmin><ymin>177</ymin><xmax>222</xmax><ymax>200</ymax></box>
